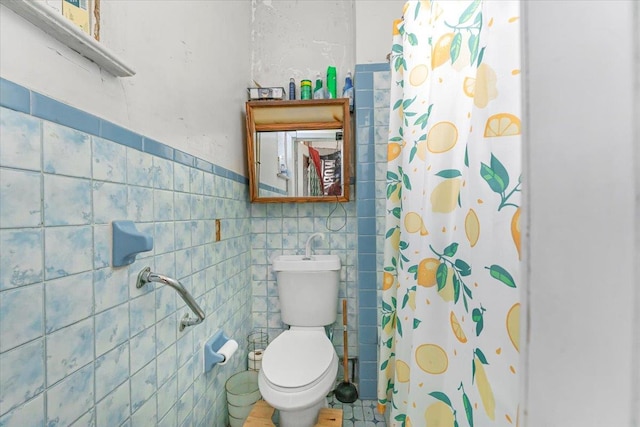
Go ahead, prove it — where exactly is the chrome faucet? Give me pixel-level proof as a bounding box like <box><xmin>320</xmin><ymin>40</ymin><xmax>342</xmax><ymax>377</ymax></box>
<box><xmin>304</xmin><ymin>232</ymin><xmax>325</xmax><ymax>259</ymax></box>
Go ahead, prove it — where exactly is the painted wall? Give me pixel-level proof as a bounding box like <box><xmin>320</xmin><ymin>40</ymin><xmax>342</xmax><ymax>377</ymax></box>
<box><xmin>523</xmin><ymin>1</ymin><xmax>639</xmax><ymax>425</ymax></box>
<box><xmin>0</xmin><ymin>1</ymin><xmax>251</xmax><ymax>175</ymax></box>
<box><xmin>250</xmin><ymin>0</ymin><xmax>356</xmax><ymax>100</ymax></box>
<box><xmin>354</xmin><ymin>0</ymin><xmax>405</xmax><ymax>64</ymax></box>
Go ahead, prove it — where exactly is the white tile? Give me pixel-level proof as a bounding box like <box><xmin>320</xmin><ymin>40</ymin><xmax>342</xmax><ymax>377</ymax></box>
<box><xmin>129</xmin><ymin>291</ymin><xmax>156</xmax><ymax>337</ymax></box>
<box><xmin>95</xmin><ymin>303</ymin><xmax>129</xmax><ymax>357</ymax></box>
<box><xmin>0</xmin><ymin>108</ymin><xmax>41</xmax><ymax>171</ymax></box>
<box><xmin>46</xmin><ymin>363</ymin><xmax>93</xmax><ymax>426</ymax></box>
<box><xmin>155</xmin><ymin>221</ymin><xmax>175</xmax><ymax>254</ymax></box>
<box><xmin>92</xmin><ymin>224</ymin><xmax>111</xmax><ymax>269</ymax></box>
<box><xmin>45</xmin><ymin>272</ymin><xmax>93</xmax><ymax>333</ymax></box>
<box><xmin>44</xmin><ymin>226</ymin><xmax>93</xmax><ymax>280</ymax></box>
<box><xmin>156</xmin><ymin>312</ymin><xmax>178</xmax><ymax>355</ymax></box>
<box><xmin>157</xmin><ymin>344</ymin><xmax>177</xmax><ymax>387</ymax></box>
<box><xmin>130</xmin><ymin>360</ymin><xmax>156</xmax><ymax>413</ymax></box>
<box><xmin>46</xmin><ymin>318</ymin><xmax>93</xmax><ymax>385</ymax></box>
<box><xmin>93</xmin><ymin>136</ymin><xmax>127</xmax><ymax>183</ymax></box>
<box><xmin>128</xmin><ymin>186</ymin><xmax>154</xmax><ymax>222</ymax></box>
<box><xmin>177</xmin><ymin>385</ymin><xmax>193</xmax><ymax>426</ymax></box>
<box><xmin>0</xmin><ymin>228</ymin><xmax>43</xmax><ymax>290</ymax></box>
<box><xmin>174</xmin><ymin>164</ymin><xmax>190</xmax><ymax>192</ymax></box>
<box><xmin>70</xmin><ymin>409</ymin><xmax>95</xmax><ymax>426</ymax></box>
<box><xmin>157</xmin><ymin>374</ymin><xmax>177</xmax><ymax>419</ymax></box>
<box><xmin>131</xmin><ymin>393</ymin><xmax>157</xmax><ymax>426</ymax></box>
<box><xmin>43</xmin><ymin>121</ymin><xmax>91</xmax><ymax>178</ymax></box>
<box><xmin>96</xmin><ymin>379</ymin><xmax>130</xmax><ymax>427</ymax></box>
<box><xmin>0</xmin><ymin>340</ymin><xmax>45</xmax><ymax>414</ymax></box>
<box><xmin>0</xmin><ymin>168</ymin><xmax>41</xmax><ymax>228</ymax></box>
<box><xmin>153</xmin><ymin>157</ymin><xmax>173</xmax><ymax>191</ymax></box>
<box><xmin>175</xmin><ymin>192</ymin><xmax>191</xmax><ymax>221</ymax></box>
<box><xmin>154</xmin><ymin>189</ymin><xmax>175</xmax><ymax>221</ymax></box>
<box><xmin>0</xmin><ymin>283</ymin><xmax>43</xmax><ymax>352</ymax></box>
<box><xmin>127</xmin><ymin>148</ymin><xmax>154</xmax><ymax>188</ymax></box>
<box><xmin>95</xmin><ymin>342</ymin><xmax>129</xmax><ymax>400</ymax></box>
<box><xmin>130</xmin><ymin>326</ymin><xmax>156</xmax><ymax>374</ymax></box>
<box><xmin>94</xmin><ymin>267</ymin><xmax>128</xmax><ymax>313</ymax></box>
<box><xmin>0</xmin><ymin>394</ymin><xmax>44</xmax><ymax>427</ymax></box>
<box><xmin>92</xmin><ymin>181</ymin><xmax>128</xmax><ymax>224</ymax></box>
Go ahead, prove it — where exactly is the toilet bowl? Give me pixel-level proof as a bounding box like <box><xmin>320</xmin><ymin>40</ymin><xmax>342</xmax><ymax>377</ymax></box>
<box><xmin>258</xmin><ymin>327</ymin><xmax>338</xmax><ymax>427</ymax></box>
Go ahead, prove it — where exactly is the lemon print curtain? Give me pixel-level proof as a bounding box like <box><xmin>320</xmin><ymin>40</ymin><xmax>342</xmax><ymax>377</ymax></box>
<box><xmin>378</xmin><ymin>1</ymin><xmax>522</xmax><ymax>426</ymax></box>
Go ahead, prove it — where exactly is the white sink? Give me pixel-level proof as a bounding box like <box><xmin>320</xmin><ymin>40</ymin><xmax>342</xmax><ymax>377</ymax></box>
<box><xmin>272</xmin><ymin>255</ymin><xmax>341</xmax><ymax>272</ymax></box>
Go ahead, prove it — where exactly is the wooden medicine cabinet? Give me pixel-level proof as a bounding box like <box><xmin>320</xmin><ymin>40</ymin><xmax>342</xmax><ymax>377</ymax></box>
<box><xmin>245</xmin><ymin>99</ymin><xmax>350</xmax><ymax>203</ymax></box>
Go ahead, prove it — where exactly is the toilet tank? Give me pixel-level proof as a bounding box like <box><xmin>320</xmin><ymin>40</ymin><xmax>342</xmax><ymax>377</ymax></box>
<box><xmin>272</xmin><ymin>255</ymin><xmax>341</xmax><ymax>327</ymax></box>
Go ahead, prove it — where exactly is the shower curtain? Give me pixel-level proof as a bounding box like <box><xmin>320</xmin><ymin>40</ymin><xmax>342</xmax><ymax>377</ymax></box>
<box><xmin>378</xmin><ymin>1</ymin><xmax>521</xmax><ymax>426</ymax></box>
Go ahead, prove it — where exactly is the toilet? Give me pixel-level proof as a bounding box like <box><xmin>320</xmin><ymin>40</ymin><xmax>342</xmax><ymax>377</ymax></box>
<box><xmin>258</xmin><ymin>254</ymin><xmax>341</xmax><ymax>427</ymax></box>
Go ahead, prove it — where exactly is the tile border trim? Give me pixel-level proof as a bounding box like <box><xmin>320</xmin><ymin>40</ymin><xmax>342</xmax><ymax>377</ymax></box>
<box><xmin>0</xmin><ymin>77</ymin><xmax>248</xmax><ymax>185</ymax></box>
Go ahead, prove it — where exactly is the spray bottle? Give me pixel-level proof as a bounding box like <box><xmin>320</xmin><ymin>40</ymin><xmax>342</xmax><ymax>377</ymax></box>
<box><xmin>343</xmin><ymin>71</ymin><xmax>354</xmax><ymax>112</ymax></box>
<box><xmin>313</xmin><ymin>73</ymin><xmax>325</xmax><ymax>99</ymax></box>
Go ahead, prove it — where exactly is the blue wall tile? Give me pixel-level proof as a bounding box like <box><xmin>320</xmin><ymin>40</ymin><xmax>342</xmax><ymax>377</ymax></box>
<box><xmin>0</xmin><ymin>78</ymin><xmax>30</xmax><ymax>113</ymax></box>
<box><xmin>355</xmin><ymin>64</ymin><xmax>389</xmax><ymax>399</ymax></box>
<box><xmin>101</xmin><ymin>121</ymin><xmax>143</xmax><ymax>150</ymax></box>
<box><xmin>32</xmin><ymin>93</ymin><xmax>100</xmax><ymax>135</ymax></box>
<box><xmin>144</xmin><ymin>137</ymin><xmax>174</xmax><ymax>160</ymax></box>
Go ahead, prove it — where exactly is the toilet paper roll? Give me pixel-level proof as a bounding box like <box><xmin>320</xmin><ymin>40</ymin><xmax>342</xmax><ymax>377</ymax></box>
<box><xmin>248</xmin><ymin>349</ymin><xmax>264</xmax><ymax>371</ymax></box>
<box><xmin>217</xmin><ymin>339</ymin><xmax>239</xmax><ymax>365</ymax></box>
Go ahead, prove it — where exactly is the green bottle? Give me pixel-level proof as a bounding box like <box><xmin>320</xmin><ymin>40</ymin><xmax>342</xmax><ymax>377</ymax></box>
<box><xmin>313</xmin><ymin>73</ymin><xmax>325</xmax><ymax>99</ymax></box>
<box><xmin>327</xmin><ymin>66</ymin><xmax>337</xmax><ymax>99</ymax></box>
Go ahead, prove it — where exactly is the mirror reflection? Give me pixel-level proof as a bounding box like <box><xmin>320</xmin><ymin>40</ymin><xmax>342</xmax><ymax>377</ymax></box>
<box><xmin>255</xmin><ymin>129</ymin><xmax>344</xmax><ymax>198</ymax></box>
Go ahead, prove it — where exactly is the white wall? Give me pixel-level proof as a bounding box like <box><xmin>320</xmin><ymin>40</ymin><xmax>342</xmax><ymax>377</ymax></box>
<box><xmin>354</xmin><ymin>0</ymin><xmax>405</xmax><ymax>64</ymax></box>
<box><xmin>250</xmin><ymin>0</ymin><xmax>355</xmax><ymax>99</ymax></box>
<box><xmin>523</xmin><ymin>1</ymin><xmax>638</xmax><ymax>425</ymax></box>
<box><xmin>0</xmin><ymin>0</ymin><xmax>252</xmax><ymax>174</ymax></box>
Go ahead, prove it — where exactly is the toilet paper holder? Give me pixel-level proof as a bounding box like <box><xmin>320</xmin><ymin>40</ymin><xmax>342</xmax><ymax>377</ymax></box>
<box><xmin>203</xmin><ymin>330</ymin><xmax>238</xmax><ymax>373</ymax></box>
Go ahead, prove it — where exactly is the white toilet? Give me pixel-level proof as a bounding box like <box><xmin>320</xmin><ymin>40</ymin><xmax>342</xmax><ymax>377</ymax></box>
<box><xmin>258</xmin><ymin>254</ymin><xmax>341</xmax><ymax>427</ymax></box>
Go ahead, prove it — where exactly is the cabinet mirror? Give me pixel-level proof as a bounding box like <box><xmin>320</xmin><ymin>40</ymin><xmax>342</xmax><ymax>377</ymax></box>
<box><xmin>245</xmin><ymin>99</ymin><xmax>350</xmax><ymax>203</ymax></box>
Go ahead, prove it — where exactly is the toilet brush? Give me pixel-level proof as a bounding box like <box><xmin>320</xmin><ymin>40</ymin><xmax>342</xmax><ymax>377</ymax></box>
<box><xmin>334</xmin><ymin>299</ymin><xmax>358</xmax><ymax>403</ymax></box>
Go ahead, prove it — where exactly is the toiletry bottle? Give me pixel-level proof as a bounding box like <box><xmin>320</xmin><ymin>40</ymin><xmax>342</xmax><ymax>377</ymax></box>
<box><xmin>343</xmin><ymin>71</ymin><xmax>354</xmax><ymax>112</ymax></box>
<box><xmin>300</xmin><ymin>79</ymin><xmax>312</xmax><ymax>100</ymax></box>
<box><xmin>327</xmin><ymin>66</ymin><xmax>337</xmax><ymax>99</ymax></box>
<box><xmin>313</xmin><ymin>73</ymin><xmax>325</xmax><ymax>99</ymax></box>
<box><xmin>289</xmin><ymin>78</ymin><xmax>296</xmax><ymax>100</ymax></box>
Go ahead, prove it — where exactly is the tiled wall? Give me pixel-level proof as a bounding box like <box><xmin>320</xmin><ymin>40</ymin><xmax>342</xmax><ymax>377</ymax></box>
<box><xmin>249</xmin><ymin>194</ymin><xmax>359</xmax><ymax>363</ymax></box>
<box><xmin>355</xmin><ymin>63</ymin><xmax>391</xmax><ymax>399</ymax></box>
<box><xmin>0</xmin><ymin>68</ymin><xmax>393</xmax><ymax>422</ymax></box>
<box><xmin>0</xmin><ymin>79</ymin><xmax>252</xmax><ymax>427</ymax></box>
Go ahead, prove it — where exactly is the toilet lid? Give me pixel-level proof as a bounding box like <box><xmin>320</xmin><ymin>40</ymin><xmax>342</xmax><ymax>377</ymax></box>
<box><xmin>261</xmin><ymin>330</ymin><xmax>334</xmax><ymax>389</ymax></box>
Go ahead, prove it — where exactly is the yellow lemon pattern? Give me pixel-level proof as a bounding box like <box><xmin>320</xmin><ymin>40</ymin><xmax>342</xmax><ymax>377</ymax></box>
<box><xmin>379</xmin><ymin>1</ymin><xmax>521</xmax><ymax>425</ymax></box>
<box><xmin>396</xmin><ymin>359</ymin><xmax>411</xmax><ymax>383</ymax></box>
<box><xmin>474</xmin><ymin>357</ymin><xmax>496</xmax><ymax>420</ymax></box>
<box><xmin>506</xmin><ymin>303</ymin><xmax>520</xmax><ymax>352</ymax></box>
<box><xmin>450</xmin><ymin>311</ymin><xmax>468</xmax><ymax>343</ymax></box>
<box><xmin>430</xmin><ymin>178</ymin><xmax>462</xmax><ymax>213</ymax></box>
<box><xmin>415</xmin><ymin>344</ymin><xmax>448</xmax><ymax>374</ymax></box>
<box><xmin>424</xmin><ymin>401</ymin><xmax>455</xmax><ymax>427</ymax></box>
<box><xmin>484</xmin><ymin>113</ymin><xmax>521</xmax><ymax>137</ymax></box>
<box><xmin>410</xmin><ymin>64</ymin><xmax>430</xmax><ymax>86</ymax></box>
<box><xmin>427</xmin><ymin>121</ymin><xmax>458</xmax><ymax>153</ymax></box>
<box><xmin>417</xmin><ymin>257</ymin><xmax>439</xmax><ymax>287</ymax></box>
<box><xmin>404</xmin><ymin>211</ymin><xmax>429</xmax><ymax>235</ymax></box>
<box><xmin>465</xmin><ymin>208</ymin><xmax>480</xmax><ymax>247</ymax></box>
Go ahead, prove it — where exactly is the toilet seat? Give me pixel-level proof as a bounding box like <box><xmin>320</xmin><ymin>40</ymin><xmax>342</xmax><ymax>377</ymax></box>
<box><xmin>261</xmin><ymin>329</ymin><xmax>335</xmax><ymax>391</ymax></box>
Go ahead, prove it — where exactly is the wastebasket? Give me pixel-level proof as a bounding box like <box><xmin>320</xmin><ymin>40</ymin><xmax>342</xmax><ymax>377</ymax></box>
<box><xmin>226</xmin><ymin>370</ymin><xmax>261</xmax><ymax>427</ymax></box>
